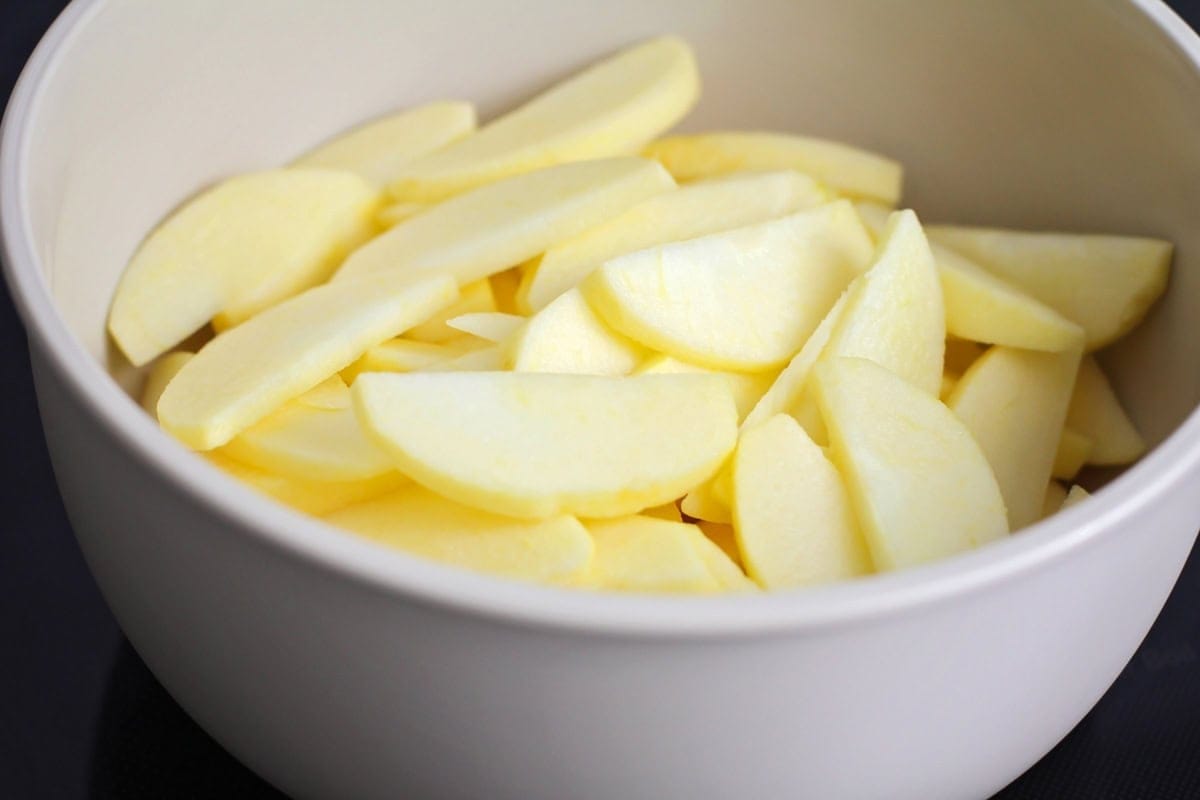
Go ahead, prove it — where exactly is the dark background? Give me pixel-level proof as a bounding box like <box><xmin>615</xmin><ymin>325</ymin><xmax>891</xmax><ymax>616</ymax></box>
<box><xmin>3</xmin><ymin>2</ymin><xmax>1200</xmax><ymax>798</ymax></box>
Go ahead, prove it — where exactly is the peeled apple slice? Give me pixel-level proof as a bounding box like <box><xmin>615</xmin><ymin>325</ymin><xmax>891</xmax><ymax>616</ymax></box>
<box><xmin>1063</xmin><ymin>484</ymin><xmax>1091</xmax><ymax>508</ymax></box>
<box><xmin>378</xmin><ymin>201</ymin><xmax>429</xmax><ymax>228</ymax></box>
<box><xmin>140</xmin><ymin>352</ymin><xmax>193</xmax><ymax>418</ymax></box>
<box><xmin>353</xmin><ymin>372</ymin><xmax>737</xmax><ymax>519</ymax></box>
<box><xmin>325</xmin><ymin>484</ymin><xmax>593</xmax><ymax>584</ymax></box>
<box><xmin>388</xmin><ymin>36</ymin><xmax>699</xmax><ymax>201</ymax></box>
<box><xmin>926</xmin><ymin>225</ymin><xmax>1172</xmax><ymax>349</ymax></box>
<box><xmin>406</xmin><ymin>279</ymin><xmax>496</xmax><ymax>343</ymax></box>
<box><xmin>158</xmin><ymin>274</ymin><xmax>457</xmax><ymax>450</ymax></box>
<box><xmin>294</xmin><ymin>375</ymin><xmax>351</xmax><ymax>410</ymax></box>
<box><xmin>948</xmin><ymin>345</ymin><xmax>1081</xmax><ymax>530</ymax></box>
<box><xmin>423</xmin><ymin>344</ymin><xmax>505</xmax><ymax>372</ymax></box>
<box><xmin>518</xmin><ymin>170</ymin><xmax>828</xmax><ymax>311</ymax></box>
<box><xmin>294</xmin><ymin>101</ymin><xmax>477</xmax><ymax>186</ymax></box>
<box><xmin>634</xmin><ymin>354</ymin><xmax>776</xmax><ymax>422</ymax></box>
<box><xmin>206</xmin><ymin>453</ymin><xmax>406</xmax><ymax>517</ymax></box>
<box><xmin>446</xmin><ymin>312</ymin><xmax>526</xmax><ymax>343</ymax></box>
<box><xmin>1052</xmin><ymin>428</ymin><xmax>1093</xmax><ymax>481</ymax></box>
<box><xmin>680</xmin><ymin>478</ymin><xmax>732</xmax><ymax>525</ymax></box>
<box><xmin>1042</xmin><ymin>481</ymin><xmax>1069</xmax><ymax>519</ymax></box>
<box><xmin>644</xmin><ymin>131</ymin><xmax>902</xmax><ymax>204</ymax></box>
<box><xmin>579</xmin><ymin>516</ymin><xmax>738</xmax><ymax>593</ymax></box>
<box><xmin>505</xmin><ymin>289</ymin><xmax>644</xmax><ymax>375</ymax></box>
<box><xmin>109</xmin><ymin>169</ymin><xmax>378</xmax><ymax>365</ymax></box>
<box><xmin>732</xmin><ymin>414</ymin><xmax>871</xmax><ymax>588</ymax></box>
<box><xmin>337</xmin><ymin>157</ymin><xmax>674</xmax><ymax>285</ymax></box>
<box><xmin>342</xmin><ymin>338</ymin><xmax>482</xmax><ymax>381</ymax></box>
<box><xmin>1065</xmin><ymin>356</ymin><xmax>1146</xmax><ymax>465</ymax></box>
<box><xmin>812</xmin><ymin>357</ymin><xmax>1008</xmax><ymax>570</ymax></box>
<box><xmin>582</xmin><ymin>201</ymin><xmax>873</xmax><ymax>371</ymax></box>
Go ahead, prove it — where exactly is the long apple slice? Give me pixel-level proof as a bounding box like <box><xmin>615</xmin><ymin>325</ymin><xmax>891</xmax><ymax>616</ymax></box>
<box><xmin>140</xmin><ymin>352</ymin><xmax>193</xmax><ymax>418</ymax></box>
<box><xmin>205</xmin><ymin>453</ymin><xmax>407</xmax><ymax>517</ymax></box>
<box><xmin>504</xmin><ymin>289</ymin><xmax>644</xmax><ymax>375</ymax></box>
<box><xmin>1065</xmin><ymin>355</ymin><xmax>1146</xmax><ymax>465</ymax></box>
<box><xmin>645</xmin><ymin>131</ymin><xmax>902</xmax><ymax>204</ymax></box>
<box><xmin>578</xmin><ymin>516</ymin><xmax>750</xmax><ymax>593</ymax></box>
<box><xmin>926</xmin><ymin>225</ymin><xmax>1171</xmax><ymax>350</ymax></box>
<box><xmin>109</xmin><ymin>169</ymin><xmax>378</xmax><ymax>365</ymax></box>
<box><xmin>948</xmin><ymin>345</ymin><xmax>1082</xmax><ymax>530</ymax></box>
<box><xmin>336</xmin><ymin>157</ymin><xmax>673</xmax><ymax>285</ymax></box>
<box><xmin>325</xmin><ymin>485</ymin><xmax>592</xmax><ymax>584</ymax></box>
<box><xmin>812</xmin><ymin>357</ymin><xmax>1008</xmax><ymax>570</ymax></box>
<box><xmin>294</xmin><ymin>101</ymin><xmax>477</xmax><ymax>186</ymax></box>
<box><xmin>581</xmin><ymin>201</ymin><xmax>873</xmax><ymax>371</ymax></box>
<box><xmin>354</xmin><ymin>372</ymin><xmax>737</xmax><ymax>519</ymax></box>
<box><xmin>159</xmin><ymin>273</ymin><xmax>456</xmax><ymax>450</ymax></box>
<box><xmin>405</xmin><ymin>279</ymin><xmax>496</xmax><ymax>343</ymax></box>
<box><xmin>634</xmin><ymin>355</ymin><xmax>776</xmax><ymax>422</ymax></box>
<box><xmin>732</xmin><ymin>414</ymin><xmax>871</xmax><ymax>589</ymax></box>
<box><xmin>519</xmin><ymin>170</ymin><xmax>827</xmax><ymax>312</ymax></box>
<box><xmin>388</xmin><ymin>37</ymin><xmax>698</xmax><ymax>201</ymax></box>
<box><xmin>446</xmin><ymin>312</ymin><xmax>526</xmax><ymax>343</ymax></box>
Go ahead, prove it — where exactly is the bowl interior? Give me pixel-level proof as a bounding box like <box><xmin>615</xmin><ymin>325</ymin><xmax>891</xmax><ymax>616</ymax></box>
<box><xmin>13</xmin><ymin>0</ymin><xmax>1200</xmax><ymax>450</ymax></box>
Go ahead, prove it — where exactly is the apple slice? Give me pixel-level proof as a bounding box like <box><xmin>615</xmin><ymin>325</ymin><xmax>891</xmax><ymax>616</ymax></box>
<box><xmin>354</xmin><ymin>372</ymin><xmax>737</xmax><ymax>519</ymax></box>
<box><xmin>926</xmin><ymin>225</ymin><xmax>1172</xmax><ymax>349</ymax></box>
<box><xmin>679</xmin><ymin>478</ymin><xmax>731</xmax><ymax>524</ymax></box>
<box><xmin>732</xmin><ymin>414</ymin><xmax>871</xmax><ymax>588</ymax></box>
<box><xmin>388</xmin><ymin>37</ymin><xmax>698</xmax><ymax>201</ymax></box>
<box><xmin>325</xmin><ymin>484</ymin><xmax>592</xmax><ymax>584</ymax></box>
<box><xmin>1065</xmin><ymin>356</ymin><xmax>1146</xmax><ymax>465</ymax></box>
<box><xmin>294</xmin><ymin>101</ymin><xmax>477</xmax><ymax>186</ymax></box>
<box><xmin>579</xmin><ymin>516</ymin><xmax>747</xmax><ymax>593</ymax></box>
<box><xmin>446</xmin><ymin>312</ymin><xmax>526</xmax><ymax>343</ymax></box>
<box><xmin>644</xmin><ymin>131</ymin><xmax>902</xmax><ymax>204</ymax></box>
<box><xmin>948</xmin><ymin>345</ymin><xmax>1082</xmax><ymax>530</ymax></box>
<box><xmin>405</xmin><ymin>279</ymin><xmax>496</xmax><ymax>343</ymax></box>
<box><xmin>1052</xmin><ymin>428</ymin><xmax>1093</xmax><ymax>481</ymax></box>
<box><xmin>634</xmin><ymin>354</ymin><xmax>776</xmax><ymax>422</ymax></box>
<box><xmin>581</xmin><ymin>201</ymin><xmax>873</xmax><ymax>371</ymax></box>
<box><xmin>294</xmin><ymin>376</ymin><xmax>351</xmax><ymax>411</ymax></box>
<box><xmin>505</xmin><ymin>289</ymin><xmax>644</xmax><ymax>375</ymax></box>
<box><xmin>337</xmin><ymin>157</ymin><xmax>674</xmax><ymax>286</ymax></box>
<box><xmin>1063</xmin><ymin>485</ymin><xmax>1091</xmax><ymax>508</ymax></box>
<box><xmin>519</xmin><ymin>170</ymin><xmax>827</xmax><ymax>311</ymax></box>
<box><xmin>109</xmin><ymin>169</ymin><xmax>379</xmax><ymax>365</ymax></box>
<box><xmin>378</xmin><ymin>201</ymin><xmax>429</xmax><ymax>228</ymax></box>
<box><xmin>140</xmin><ymin>352</ymin><xmax>193</xmax><ymax>418</ymax></box>
<box><xmin>1042</xmin><ymin>481</ymin><xmax>1069</xmax><ymax>519</ymax></box>
<box><xmin>342</xmin><ymin>338</ymin><xmax>483</xmax><ymax>381</ymax></box>
<box><xmin>423</xmin><ymin>345</ymin><xmax>505</xmax><ymax>372</ymax></box>
<box><xmin>158</xmin><ymin>274</ymin><xmax>457</xmax><ymax>450</ymax></box>
<box><xmin>205</xmin><ymin>453</ymin><xmax>407</xmax><ymax>516</ymax></box>
<box><xmin>812</xmin><ymin>357</ymin><xmax>1008</xmax><ymax>570</ymax></box>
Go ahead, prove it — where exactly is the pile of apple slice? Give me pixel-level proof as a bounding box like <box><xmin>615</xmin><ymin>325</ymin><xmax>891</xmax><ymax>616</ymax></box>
<box><xmin>115</xmin><ymin>36</ymin><xmax>1170</xmax><ymax>593</ymax></box>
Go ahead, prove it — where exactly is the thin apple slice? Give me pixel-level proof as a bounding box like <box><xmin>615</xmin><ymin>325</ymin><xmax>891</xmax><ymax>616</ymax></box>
<box><xmin>519</xmin><ymin>170</ymin><xmax>827</xmax><ymax>311</ymax></box>
<box><xmin>644</xmin><ymin>131</ymin><xmax>902</xmax><ymax>204</ymax></box>
<box><xmin>581</xmin><ymin>201</ymin><xmax>873</xmax><ymax>371</ymax></box>
<box><xmin>342</xmin><ymin>338</ymin><xmax>482</xmax><ymax>381</ymax></box>
<box><xmin>446</xmin><ymin>312</ymin><xmax>526</xmax><ymax>343</ymax></box>
<box><xmin>679</xmin><ymin>478</ymin><xmax>731</xmax><ymax>524</ymax></box>
<box><xmin>354</xmin><ymin>372</ymin><xmax>736</xmax><ymax>519</ymax></box>
<box><xmin>205</xmin><ymin>453</ymin><xmax>407</xmax><ymax>516</ymax></box>
<box><xmin>634</xmin><ymin>354</ymin><xmax>776</xmax><ymax>422</ymax></box>
<box><xmin>109</xmin><ymin>169</ymin><xmax>379</xmax><ymax>365</ymax></box>
<box><xmin>388</xmin><ymin>37</ymin><xmax>698</xmax><ymax>201</ymax></box>
<box><xmin>505</xmin><ymin>288</ymin><xmax>644</xmax><ymax>375</ymax></box>
<box><xmin>423</xmin><ymin>345</ymin><xmax>505</xmax><ymax>372</ymax></box>
<box><xmin>293</xmin><ymin>375</ymin><xmax>351</xmax><ymax>411</ymax></box>
<box><xmin>733</xmin><ymin>414</ymin><xmax>871</xmax><ymax>588</ymax></box>
<box><xmin>405</xmin><ymin>279</ymin><xmax>496</xmax><ymax>343</ymax></box>
<box><xmin>948</xmin><ymin>345</ymin><xmax>1082</xmax><ymax>530</ymax></box>
<box><xmin>159</xmin><ymin>274</ymin><xmax>457</xmax><ymax>449</ymax></box>
<box><xmin>1066</xmin><ymin>356</ymin><xmax>1146</xmax><ymax>465</ymax></box>
<box><xmin>294</xmin><ymin>101</ymin><xmax>477</xmax><ymax>186</ymax></box>
<box><xmin>337</xmin><ymin>157</ymin><xmax>673</xmax><ymax>286</ymax></box>
<box><xmin>141</xmin><ymin>352</ymin><xmax>193</xmax><ymax>418</ymax></box>
<box><xmin>325</xmin><ymin>484</ymin><xmax>592</xmax><ymax>584</ymax></box>
<box><xmin>579</xmin><ymin>516</ymin><xmax>745</xmax><ymax>593</ymax></box>
<box><xmin>813</xmin><ymin>357</ymin><xmax>1008</xmax><ymax>570</ymax></box>
<box><xmin>378</xmin><ymin>201</ymin><xmax>429</xmax><ymax>228</ymax></box>
<box><xmin>1052</xmin><ymin>428</ymin><xmax>1093</xmax><ymax>481</ymax></box>
<box><xmin>926</xmin><ymin>225</ymin><xmax>1172</xmax><ymax>349</ymax></box>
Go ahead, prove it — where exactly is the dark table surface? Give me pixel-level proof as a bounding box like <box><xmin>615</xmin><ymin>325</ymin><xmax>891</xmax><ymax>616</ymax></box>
<box><xmin>4</xmin><ymin>2</ymin><xmax>1200</xmax><ymax>798</ymax></box>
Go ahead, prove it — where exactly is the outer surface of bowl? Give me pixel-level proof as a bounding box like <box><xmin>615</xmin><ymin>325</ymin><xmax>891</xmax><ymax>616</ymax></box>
<box><xmin>5</xmin><ymin>2</ymin><xmax>1200</xmax><ymax>798</ymax></box>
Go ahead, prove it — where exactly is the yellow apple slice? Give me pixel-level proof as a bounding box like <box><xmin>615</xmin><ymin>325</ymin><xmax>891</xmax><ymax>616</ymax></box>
<box><xmin>406</xmin><ymin>279</ymin><xmax>496</xmax><ymax>343</ymax></box>
<box><xmin>159</xmin><ymin>274</ymin><xmax>457</xmax><ymax>450</ymax></box>
<box><xmin>141</xmin><ymin>352</ymin><xmax>193</xmax><ymax>418</ymax></box>
<box><xmin>446</xmin><ymin>312</ymin><xmax>526</xmax><ymax>343</ymax></box>
<box><xmin>505</xmin><ymin>288</ymin><xmax>644</xmax><ymax>375</ymax></box>
<box><xmin>1065</xmin><ymin>356</ymin><xmax>1146</xmax><ymax>465</ymax></box>
<box><xmin>388</xmin><ymin>37</ymin><xmax>698</xmax><ymax>201</ymax></box>
<box><xmin>579</xmin><ymin>516</ymin><xmax>737</xmax><ymax>593</ymax></box>
<box><xmin>325</xmin><ymin>484</ymin><xmax>592</xmax><ymax>584</ymax></box>
<box><xmin>354</xmin><ymin>372</ymin><xmax>737</xmax><ymax>519</ymax></box>
<box><xmin>1063</xmin><ymin>484</ymin><xmax>1091</xmax><ymax>508</ymax></box>
<box><xmin>680</xmin><ymin>479</ymin><xmax>731</xmax><ymax>524</ymax></box>
<box><xmin>293</xmin><ymin>375</ymin><xmax>351</xmax><ymax>410</ymax></box>
<box><xmin>813</xmin><ymin>357</ymin><xmax>1008</xmax><ymax>570</ymax></box>
<box><xmin>378</xmin><ymin>201</ymin><xmax>429</xmax><ymax>228</ymax></box>
<box><xmin>926</xmin><ymin>225</ymin><xmax>1172</xmax><ymax>349</ymax></box>
<box><xmin>342</xmin><ymin>338</ymin><xmax>482</xmax><ymax>381</ymax></box>
<box><xmin>109</xmin><ymin>169</ymin><xmax>379</xmax><ymax>365</ymax></box>
<box><xmin>1052</xmin><ymin>428</ymin><xmax>1093</xmax><ymax>481</ymax></box>
<box><xmin>1042</xmin><ymin>481</ymin><xmax>1069</xmax><ymax>519</ymax></box>
<box><xmin>948</xmin><ymin>345</ymin><xmax>1082</xmax><ymax>530</ymax></box>
<box><xmin>338</xmin><ymin>157</ymin><xmax>674</xmax><ymax>286</ymax></box>
<box><xmin>423</xmin><ymin>345</ymin><xmax>505</xmax><ymax>372</ymax></box>
<box><xmin>732</xmin><ymin>414</ymin><xmax>871</xmax><ymax>588</ymax></box>
<box><xmin>582</xmin><ymin>201</ymin><xmax>873</xmax><ymax>371</ymax></box>
<box><xmin>221</xmin><ymin>401</ymin><xmax>394</xmax><ymax>482</ymax></box>
<box><xmin>206</xmin><ymin>453</ymin><xmax>407</xmax><ymax>516</ymax></box>
<box><xmin>519</xmin><ymin>170</ymin><xmax>827</xmax><ymax>311</ymax></box>
<box><xmin>644</xmin><ymin>132</ymin><xmax>902</xmax><ymax>204</ymax></box>
<box><xmin>634</xmin><ymin>354</ymin><xmax>776</xmax><ymax>422</ymax></box>
<box><xmin>294</xmin><ymin>101</ymin><xmax>477</xmax><ymax>186</ymax></box>
<box><xmin>693</xmin><ymin>534</ymin><xmax>758</xmax><ymax>592</ymax></box>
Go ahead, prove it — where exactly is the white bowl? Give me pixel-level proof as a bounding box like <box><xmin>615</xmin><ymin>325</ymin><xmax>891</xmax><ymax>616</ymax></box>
<box><xmin>4</xmin><ymin>1</ymin><xmax>1200</xmax><ymax>798</ymax></box>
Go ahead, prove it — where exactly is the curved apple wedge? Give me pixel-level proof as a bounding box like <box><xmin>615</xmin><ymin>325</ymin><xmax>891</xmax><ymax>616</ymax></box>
<box><xmin>324</xmin><ymin>484</ymin><xmax>593</xmax><ymax>584</ymax></box>
<box><xmin>504</xmin><ymin>288</ymin><xmax>644</xmax><ymax>375</ymax></box>
<box><xmin>812</xmin><ymin>357</ymin><xmax>1008</xmax><ymax>571</ymax></box>
<box><xmin>1066</xmin><ymin>355</ymin><xmax>1146</xmax><ymax>465</ymax></box>
<box><xmin>353</xmin><ymin>372</ymin><xmax>737</xmax><ymax>519</ymax></box>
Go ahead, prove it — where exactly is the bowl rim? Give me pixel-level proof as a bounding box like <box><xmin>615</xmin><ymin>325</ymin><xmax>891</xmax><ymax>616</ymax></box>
<box><xmin>4</xmin><ymin>0</ymin><xmax>1200</xmax><ymax>639</ymax></box>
